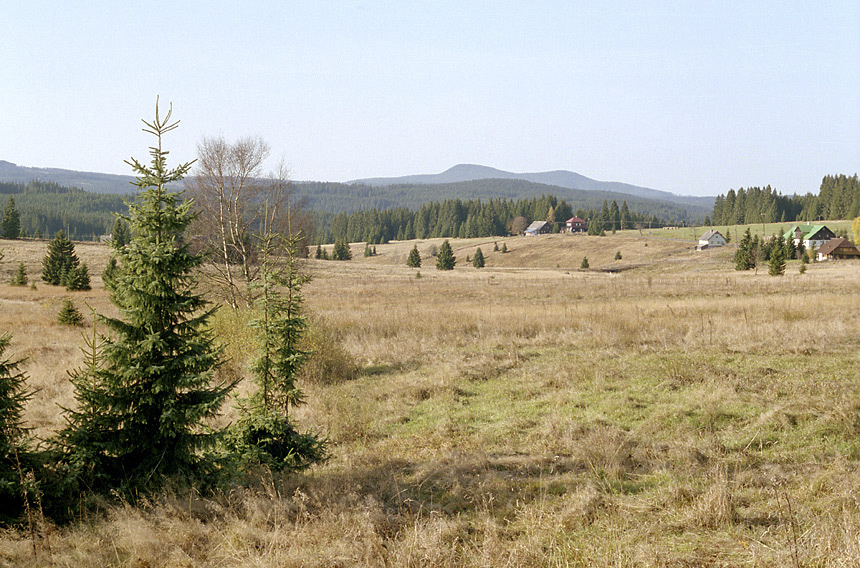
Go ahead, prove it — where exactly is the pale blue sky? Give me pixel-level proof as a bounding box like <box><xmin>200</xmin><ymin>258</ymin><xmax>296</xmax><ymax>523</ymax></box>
<box><xmin>2</xmin><ymin>1</ymin><xmax>858</xmax><ymax>196</ymax></box>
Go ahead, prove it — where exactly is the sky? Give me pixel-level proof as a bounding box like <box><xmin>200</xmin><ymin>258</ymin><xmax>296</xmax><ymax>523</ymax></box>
<box><xmin>2</xmin><ymin>1</ymin><xmax>858</xmax><ymax>197</ymax></box>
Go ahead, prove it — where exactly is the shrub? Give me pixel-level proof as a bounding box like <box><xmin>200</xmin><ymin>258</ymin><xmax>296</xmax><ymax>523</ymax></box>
<box><xmin>581</xmin><ymin>256</ymin><xmax>589</xmax><ymax>269</ymax></box>
<box><xmin>299</xmin><ymin>317</ymin><xmax>359</xmax><ymax>386</ymax></box>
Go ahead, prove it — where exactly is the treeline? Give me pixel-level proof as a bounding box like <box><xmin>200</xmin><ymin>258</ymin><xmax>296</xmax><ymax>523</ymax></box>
<box><xmin>710</xmin><ymin>174</ymin><xmax>860</xmax><ymax>225</ymax></box>
<box><xmin>0</xmin><ymin>181</ymin><xmax>129</xmax><ymax>240</ymax></box>
<box><xmin>294</xmin><ymin>178</ymin><xmax>709</xmax><ymax>220</ymax></box>
<box><xmin>312</xmin><ymin>195</ymin><xmax>668</xmax><ymax>244</ymax></box>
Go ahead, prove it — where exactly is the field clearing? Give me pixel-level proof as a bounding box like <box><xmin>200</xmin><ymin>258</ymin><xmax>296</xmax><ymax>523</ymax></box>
<box><xmin>1</xmin><ymin>236</ymin><xmax>860</xmax><ymax>566</ymax></box>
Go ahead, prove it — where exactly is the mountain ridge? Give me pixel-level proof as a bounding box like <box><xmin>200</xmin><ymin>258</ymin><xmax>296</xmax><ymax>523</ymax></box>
<box><xmin>349</xmin><ymin>163</ymin><xmax>715</xmax><ymax>208</ymax></box>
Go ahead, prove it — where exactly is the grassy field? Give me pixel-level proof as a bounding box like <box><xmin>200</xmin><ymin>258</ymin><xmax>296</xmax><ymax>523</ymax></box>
<box><xmin>1</xmin><ymin>232</ymin><xmax>860</xmax><ymax>567</ymax></box>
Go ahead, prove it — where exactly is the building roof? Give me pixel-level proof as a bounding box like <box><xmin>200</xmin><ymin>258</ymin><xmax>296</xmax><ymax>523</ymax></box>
<box><xmin>817</xmin><ymin>237</ymin><xmax>859</xmax><ymax>256</ymax></box>
<box><xmin>699</xmin><ymin>229</ymin><xmax>724</xmax><ymax>241</ymax></box>
<box><xmin>525</xmin><ymin>220</ymin><xmax>548</xmax><ymax>232</ymax></box>
<box><xmin>783</xmin><ymin>224</ymin><xmax>830</xmax><ymax>240</ymax></box>
<box><xmin>566</xmin><ymin>216</ymin><xmax>585</xmax><ymax>224</ymax></box>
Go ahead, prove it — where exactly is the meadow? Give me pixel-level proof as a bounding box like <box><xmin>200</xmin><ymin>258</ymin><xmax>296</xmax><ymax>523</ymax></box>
<box><xmin>1</xmin><ymin>231</ymin><xmax>859</xmax><ymax>567</ymax></box>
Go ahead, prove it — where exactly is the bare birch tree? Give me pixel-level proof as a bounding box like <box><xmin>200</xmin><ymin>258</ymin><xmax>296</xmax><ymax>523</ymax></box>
<box><xmin>187</xmin><ymin>136</ymin><xmax>297</xmax><ymax>308</ymax></box>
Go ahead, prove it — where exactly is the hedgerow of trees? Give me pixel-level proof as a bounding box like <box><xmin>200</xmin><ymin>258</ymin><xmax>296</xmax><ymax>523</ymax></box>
<box><xmin>711</xmin><ymin>175</ymin><xmax>860</xmax><ymax>225</ymax></box>
<box><xmin>313</xmin><ymin>196</ymin><xmax>665</xmax><ymax>245</ymax></box>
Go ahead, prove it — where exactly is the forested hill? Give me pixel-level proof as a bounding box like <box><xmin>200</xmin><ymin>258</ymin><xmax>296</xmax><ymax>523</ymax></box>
<box><xmin>0</xmin><ymin>160</ymin><xmax>136</xmax><ymax>194</ymax></box>
<box><xmin>0</xmin><ymin>160</ymin><xmax>712</xmax><ymax>222</ymax></box>
<box><xmin>349</xmin><ymin>163</ymin><xmax>715</xmax><ymax>209</ymax></box>
<box><xmin>295</xmin><ymin>178</ymin><xmax>711</xmax><ymax>222</ymax></box>
<box><xmin>0</xmin><ymin>180</ymin><xmax>128</xmax><ymax>240</ymax></box>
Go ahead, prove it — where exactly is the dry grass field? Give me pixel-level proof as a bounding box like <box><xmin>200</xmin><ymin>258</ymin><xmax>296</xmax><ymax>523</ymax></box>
<box><xmin>1</xmin><ymin>233</ymin><xmax>860</xmax><ymax>567</ymax></box>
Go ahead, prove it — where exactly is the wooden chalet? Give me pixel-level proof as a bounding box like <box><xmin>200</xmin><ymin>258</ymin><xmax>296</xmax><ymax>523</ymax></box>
<box><xmin>565</xmin><ymin>216</ymin><xmax>586</xmax><ymax>233</ymax></box>
<box><xmin>524</xmin><ymin>220</ymin><xmax>551</xmax><ymax>236</ymax></box>
<box><xmin>783</xmin><ymin>224</ymin><xmax>836</xmax><ymax>250</ymax></box>
<box><xmin>816</xmin><ymin>238</ymin><xmax>860</xmax><ymax>261</ymax></box>
<box><xmin>696</xmin><ymin>229</ymin><xmax>727</xmax><ymax>251</ymax></box>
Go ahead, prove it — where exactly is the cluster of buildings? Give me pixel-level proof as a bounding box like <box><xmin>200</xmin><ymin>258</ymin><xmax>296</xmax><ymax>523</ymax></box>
<box><xmin>697</xmin><ymin>224</ymin><xmax>860</xmax><ymax>261</ymax></box>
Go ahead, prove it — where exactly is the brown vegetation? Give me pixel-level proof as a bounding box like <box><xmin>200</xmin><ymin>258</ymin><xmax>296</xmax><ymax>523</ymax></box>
<box><xmin>1</xmin><ymin>234</ymin><xmax>860</xmax><ymax>566</ymax></box>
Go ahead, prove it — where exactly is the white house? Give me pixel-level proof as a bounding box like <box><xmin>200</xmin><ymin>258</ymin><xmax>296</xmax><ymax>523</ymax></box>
<box><xmin>697</xmin><ymin>230</ymin><xmax>727</xmax><ymax>251</ymax></box>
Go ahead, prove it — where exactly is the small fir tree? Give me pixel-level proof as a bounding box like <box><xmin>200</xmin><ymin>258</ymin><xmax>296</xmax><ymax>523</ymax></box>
<box><xmin>363</xmin><ymin>243</ymin><xmax>373</xmax><ymax>257</ymax></box>
<box><xmin>65</xmin><ymin>263</ymin><xmax>91</xmax><ymax>291</ymax></box>
<box><xmin>332</xmin><ymin>241</ymin><xmax>352</xmax><ymax>261</ymax></box>
<box><xmin>799</xmin><ymin>262</ymin><xmax>807</xmax><ymax>275</ymax></box>
<box><xmin>110</xmin><ymin>218</ymin><xmax>130</xmax><ymax>248</ymax></box>
<box><xmin>767</xmin><ymin>243</ymin><xmax>787</xmax><ymax>276</ymax></box>
<box><xmin>0</xmin><ymin>333</ymin><xmax>33</xmax><ymax>524</ymax></box>
<box><xmin>226</xmin><ymin>214</ymin><xmax>326</xmax><ymax>472</ymax></box>
<box><xmin>406</xmin><ymin>244</ymin><xmax>421</xmax><ymax>268</ymax></box>
<box><xmin>493</xmin><ymin>241</ymin><xmax>499</xmax><ymax>252</ymax></box>
<box><xmin>42</xmin><ymin>231</ymin><xmax>79</xmax><ymax>286</ymax></box>
<box><xmin>10</xmin><ymin>263</ymin><xmax>27</xmax><ymax>286</ymax></box>
<box><xmin>472</xmin><ymin>247</ymin><xmax>485</xmax><ymax>268</ymax></box>
<box><xmin>57</xmin><ymin>297</ymin><xmax>84</xmax><ymax>326</ymax></box>
<box><xmin>436</xmin><ymin>240</ymin><xmax>455</xmax><ymax>270</ymax></box>
<box><xmin>734</xmin><ymin>228</ymin><xmax>755</xmax><ymax>270</ymax></box>
<box><xmin>57</xmin><ymin>100</ymin><xmax>232</xmax><ymax>497</ymax></box>
<box><xmin>580</xmin><ymin>256</ymin><xmax>589</xmax><ymax>269</ymax></box>
<box><xmin>501</xmin><ymin>243</ymin><xmax>507</xmax><ymax>253</ymax></box>
<box><xmin>614</xmin><ymin>250</ymin><xmax>622</xmax><ymax>261</ymax></box>
<box><xmin>1</xmin><ymin>198</ymin><xmax>20</xmax><ymax>240</ymax></box>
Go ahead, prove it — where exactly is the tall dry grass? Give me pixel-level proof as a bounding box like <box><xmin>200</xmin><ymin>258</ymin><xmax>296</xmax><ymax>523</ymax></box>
<box><xmin>1</xmin><ymin>237</ymin><xmax>859</xmax><ymax>566</ymax></box>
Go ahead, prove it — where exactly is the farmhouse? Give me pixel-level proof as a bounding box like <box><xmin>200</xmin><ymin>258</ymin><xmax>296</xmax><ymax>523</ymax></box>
<box><xmin>696</xmin><ymin>229</ymin><xmax>726</xmax><ymax>251</ymax></box>
<box><xmin>524</xmin><ymin>220</ymin><xmax>551</xmax><ymax>236</ymax></box>
<box><xmin>816</xmin><ymin>238</ymin><xmax>860</xmax><ymax>261</ymax></box>
<box><xmin>783</xmin><ymin>224</ymin><xmax>835</xmax><ymax>250</ymax></box>
<box><xmin>565</xmin><ymin>216</ymin><xmax>586</xmax><ymax>233</ymax></box>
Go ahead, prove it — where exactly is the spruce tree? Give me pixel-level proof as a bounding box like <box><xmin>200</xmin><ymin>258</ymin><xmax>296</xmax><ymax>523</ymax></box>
<box><xmin>615</xmin><ymin>251</ymin><xmax>622</xmax><ymax>261</ymax></box>
<box><xmin>65</xmin><ymin>263</ymin><xmax>91</xmax><ymax>291</ymax></box>
<box><xmin>332</xmin><ymin>241</ymin><xmax>352</xmax><ymax>260</ymax></box>
<box><xmin>768</xmin><ymin>243</ymin><xmax>787</xmax><ymax>276</ymax></box>
<box><xmin>1</xmin><ymin>198</ymin><xmax>20</xmax><ymax>240</ymax></box>
<box><xmin>111</xmin><ymin>218</ymin><xmax>130</xmax><ymax>248</ymax></box>
<box><xmin>406</xmin><ymin>244</ymin><xmax>421</xmax><ymax>268</ymax></box>
<box><xmin>501</xmin><ymin>243</ymin><xmax>507</xmax><ymax>253</ymax></box>
<box><xmin>581</xmin><ymin>256</ymin><xmax>589</xmax><ymax>269</ymax></box>
<box><xmin>0</xmin><ymin>333</ymin><xmax>33</xmax><ymax>523</ymax></box>
<box><xmin>226</xmin><ymin>216</ymin><xmax>325</xmax><ymax>472</ymax></box>
<box><xmin>42</xmin><ymin>231</ymin><xmax>79</xmax><ymax>286</ymax></box>
<box><xmin>57</xmin><ymin>297</ymin><xmax>84</xmax><ymax>326</ymax></box>
<box><xmin>10</xmin><ymin>263</ymin><xmax>27</xmax><ymax>286</ymax></box>
<box><xmin>734</xmin><ymin>228</ymin><xmax>755</xmax><ymax>270</ymax></box>
<box><xmin>436</xmin><ymin>240</ymin><xmax>455</xmax><ymax>270</ymax></box>
<box><xmin>58</xmin><ymin>101</ymin><xmax>232</xmax><ymax>496</ymax></box>
<box><xmin>472</xmin><ymin>247</ymin><xmax>485</xmax><ymax>268</ymax></box>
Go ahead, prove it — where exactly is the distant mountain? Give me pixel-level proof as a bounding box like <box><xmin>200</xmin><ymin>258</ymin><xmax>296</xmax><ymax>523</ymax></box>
<box><xmin>0</xmin><ymin>160</ymin><xmax>135</xmax><ymax>194</ymax></box>
<box><xmin>350</xmin><ymin>164</ymin><xmax>714</xmax><ymax>209</ymax></box>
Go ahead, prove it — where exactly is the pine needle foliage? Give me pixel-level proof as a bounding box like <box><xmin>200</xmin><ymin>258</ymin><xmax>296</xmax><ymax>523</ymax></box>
<box><xmin>0</xmin><ymin>333</ymin><xmax>33</xmax><ymax>524</ymax></box>
<box><xmin>580</xmin><ymin>256</ymin><xmax>589</xmax><ymax>269</ymax></box>
<box><xmin>57</xmin><ymin>100</ymin><xmax>233</xmax><ymax>497</ymax></box>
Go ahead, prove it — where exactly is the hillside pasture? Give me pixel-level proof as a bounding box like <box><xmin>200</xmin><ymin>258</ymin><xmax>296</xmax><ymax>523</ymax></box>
<box><xmin>1</xmin><ymin>236</ymin><xmax>860</xmax><ymax>567</ymax></box>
